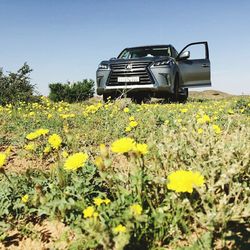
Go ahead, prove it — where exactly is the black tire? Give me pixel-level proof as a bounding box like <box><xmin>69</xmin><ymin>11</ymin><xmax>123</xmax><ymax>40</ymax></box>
<box><xmin>103</xmin><ymin>93</ymin><xmax>113</xmax><ymax>102</ymax></box>
<box><xmin>131</xmin><ymin>94</ymin><xmax>151</xmax><ymax>104</ymax></box>
<box><xmin>170</xmin><ymin>74</ymin><xmax>180</xmax><ymax>102</ymax></box>
<box><xmin>179</xmin><ymin>88</ymin><xmax>188</xmax><ymax>103</ymax></box>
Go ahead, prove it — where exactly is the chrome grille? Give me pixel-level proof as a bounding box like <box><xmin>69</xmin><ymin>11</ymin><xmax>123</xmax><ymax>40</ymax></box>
<box><xmin>107</xmin><ymin>62</ymin><xmax>153</xmax><ymax>85</ymax></box>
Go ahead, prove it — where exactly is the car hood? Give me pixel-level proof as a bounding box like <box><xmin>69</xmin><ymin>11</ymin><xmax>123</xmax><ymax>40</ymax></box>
<box><xmin>100</xmin><ymin>56</ymin><xmax>171</xmax><ymax>65</ymax></box>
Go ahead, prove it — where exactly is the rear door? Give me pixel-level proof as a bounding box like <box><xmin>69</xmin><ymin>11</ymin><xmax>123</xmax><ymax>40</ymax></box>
<box><xmin>177</xmin><ymin>42</ymin><xmax>211</xmax><ymax>87</ymax></box>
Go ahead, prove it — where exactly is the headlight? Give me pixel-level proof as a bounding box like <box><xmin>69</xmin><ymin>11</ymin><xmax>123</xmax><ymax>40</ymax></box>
<box><xmin>153</xmin><ymin>60</ymin><xmax>171</xmax><ymax>66</ymax></box>
<box><xmin>98</xmin><ymin>64</ymin><xmax>109</xmax><ymax>70</ymax></box>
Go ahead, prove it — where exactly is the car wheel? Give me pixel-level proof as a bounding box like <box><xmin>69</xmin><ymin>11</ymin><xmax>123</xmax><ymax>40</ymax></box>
<box><xmin>170</xmin><ymin>74</ymin><xmax>180</xmax><ymax>102</ymax></box>
<box><xmin>131</xmin><ymin>94</ymin><xmax>151</xmax><ymax>104</ymax></box>
<box><xmin>178</xmin><ymin>88</ymin><xmax>188</xmax><ymax>103</ymax></box>
<box><xmin>103</xmin><ymin>93</ymin><xmax>112</xmax><ymax>102</ymax></box>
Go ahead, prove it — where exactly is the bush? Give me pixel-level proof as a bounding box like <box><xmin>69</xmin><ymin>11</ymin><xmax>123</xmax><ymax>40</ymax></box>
<box><xmin>0</xmin><ymin>63</ymin><xmax>36</xmax><ymax>105</ymax></box>
<box><xmin>49</xmin><ymin>79</ymin><xmax>95</xmax><ymax>103</ymax></box>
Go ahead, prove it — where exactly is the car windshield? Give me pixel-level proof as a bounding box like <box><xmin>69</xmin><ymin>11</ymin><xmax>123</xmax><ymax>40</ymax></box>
<box><xmin>118</xmin><ymin>47</ymin><xmax>171</xmax><ymax>59</ymax></box>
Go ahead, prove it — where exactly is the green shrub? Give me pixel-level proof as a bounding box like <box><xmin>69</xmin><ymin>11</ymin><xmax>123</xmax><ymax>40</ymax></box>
<box><xmin>0</xmin><ymin>63</ymin><xmax>36</xmax><ymax>105</ymax></box>
<box><xmin>49</xmin><ymin>79</ymin><xmax>95</xmax><ymax>103</ymax></box>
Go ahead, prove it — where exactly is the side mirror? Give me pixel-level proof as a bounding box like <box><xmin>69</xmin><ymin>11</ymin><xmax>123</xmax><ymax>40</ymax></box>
<box><xmin>110</xmin><ymin>57</ymin><xmax>116</xmax><ymax>60</ymax></box>
<box><xmin>178</xmin><ymin>51</ymin><xmax>190</xmax><ymax>60</ymax></box>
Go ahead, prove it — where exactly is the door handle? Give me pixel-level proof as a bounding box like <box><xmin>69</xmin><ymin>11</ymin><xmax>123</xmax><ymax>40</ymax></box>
<box><xmin>202</xmin><ymin>64</ymin><xmax>210</xmax><ymax>68</ymax></box>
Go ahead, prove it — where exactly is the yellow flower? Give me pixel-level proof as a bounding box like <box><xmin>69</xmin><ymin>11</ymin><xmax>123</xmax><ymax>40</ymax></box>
<box><xmin>5</xmin><ymin>146</ymin><xmax>12</xmax><ymax>156</ymax></box>
<box><xmin>24</xmin><ymin>143</ymin><xmax>36</xmax><ymax>151</ymax></box>
<box><xmin>94</xmin><ymin>156</ymin><xmax>104</xmax><ymax>169</ymax></box>
<box><xmin>125</xmin><ymin>126</ymin><xmax>132</xmax><ymax>132</ymax></box>
<box><xmin>21</xmin><ymin>194</ymin><xmax>29</xmax><ymax>203</ymax></box>
<box><xmin>130</xmin><ymin>204</ymin><xmax>143</xmax><ymax>216</ymax></box>
<box><xmin>167</xmin><ymin>170</ymin><xmax>205</xmax><ymax>193</ymax></box>
<box><xmin>129</xmin><ymin>116</ymin><xmax>135</xmax><ymax>121</ymax></box>
<box><xmin>47</xmin><ymin>114</ymin><xmax>53</xmax><ymax>119</ymax></box>
<box><xmin>36</xmin><ymin>128</ymin><xmax>49</xmax><ymax>136</ymax></box>
<box><xmin>197</xmin><ymin>114</ymin><xmax>210</xmax><ymax>124</ymax></box>
<box><xmin>180</xmin><ymin>108</ymin><xmax>188</xmax><ymax>113</ymax></box>
<box><xmin>26</xmin><ymin>128</ymin><xmax>49</xmax><ymax>140</ymax></box>
<box><xmin>133</xmin><ymin>143</ymin><xmax>148</xmax><ymax>155</ymax></box>
<box><xmin>48</xmin><ymin>134</ymin><xmax>62</xmax><ymax>149</ymax></box>
<box><xmin>64</xmin><ymin>152</ymin><xmax>88</xmax><ymax>171</ymax></box>
<box><xmin>0</xmin><ymin>152</ymin><xmax>7</xmax><ymax>167</ymax></box>
<box><xmin>83</xmin><ymin>206</ymin><xmax>97</xmax><ymax>218</ymax></box>
<box><xmin>43</xmin><ymin>145</ymin><xmax>51</xmax><ymax>153</ymax></box>
<box><xmin>61</xmin><ymin>151</ymin><xmax>69</xmax><ymax>158</ymax></box>
<box><xmin>197</xmin><ymin>128</ymin><xmax>203</xmax><ymax>134</ymax></box>
<box><xmin>129</xmin><ymin>121</ymin><xmax>138</xmax><ymax>128</ymax></box>
<box><xmin>123</xmin><ymin>107</ymin><xmax>130</xmax><ymax>113</ymax></box>
<box><xmin>93</xmin><ymin>197</ymin><xmax>111</xmax><ymax>206</ymax></box>
<box><xmin>113</xmin><ymin>224</ymin><xmax>127</xmax><ymax>234</ymax></box>
<box><xmin>103</xmin><ymin>198</ymin><xmax>111</xmax><ymax>205</ymax></box>
<box><xmin>100</xmin><ymin>144</ymin><xmax>108</xmax><ymax>157</ymax></box>
<box><xmin>26</xmin><ymin>132</ymin><xmax>40</xmax><ymax>140</ymax></box>
<box><xmin>111</xmin><ymin>137</ymin><xmax>135</xmax><ymax>153</ymax></box>
<box><xmin>93</xmin><ymin>197</ymin><xmax>103</xmax><ymax>206</ymax></box>
<box><xmin>164</xmin><ymin>120</ymin><xmax>170</xmax><ymax>125</ymax></box>
<box><xmin>212</xmin><ymin>124</ymin><xmax>221</xmax><ymax>134</ymax></box>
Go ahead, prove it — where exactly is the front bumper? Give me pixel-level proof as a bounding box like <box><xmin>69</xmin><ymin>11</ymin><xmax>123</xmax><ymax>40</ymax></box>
<box><xmin>96</xmin><ymin>64</ymin><xmax>175</xmax><ymax>96</ymax></box>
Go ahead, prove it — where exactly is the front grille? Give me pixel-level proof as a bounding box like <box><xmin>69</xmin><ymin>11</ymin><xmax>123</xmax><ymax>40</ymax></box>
<box><xmin>107</xmin><ymin>62</ymin><xmax>153</xmax><ymax>86</ymax></box>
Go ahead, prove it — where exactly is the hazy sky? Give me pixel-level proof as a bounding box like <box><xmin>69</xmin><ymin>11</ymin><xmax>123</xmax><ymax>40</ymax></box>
<box><xmin>0</xmin><ymin>0</ymin><xmax>250</xmax><ymax>95</ymax></box>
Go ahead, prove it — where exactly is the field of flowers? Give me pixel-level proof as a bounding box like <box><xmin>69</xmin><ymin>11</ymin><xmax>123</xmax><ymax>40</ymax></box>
<box><xmin>0</xmin><ymin>96</ymin><xmax>249</xmax><ymax>249</ymax></box>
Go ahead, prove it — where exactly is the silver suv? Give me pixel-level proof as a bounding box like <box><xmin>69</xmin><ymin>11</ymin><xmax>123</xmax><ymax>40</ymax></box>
<box><xmin>96</xmin><ymin>42</ymin><xmax>211</xmax><ymax>102</ymax></box>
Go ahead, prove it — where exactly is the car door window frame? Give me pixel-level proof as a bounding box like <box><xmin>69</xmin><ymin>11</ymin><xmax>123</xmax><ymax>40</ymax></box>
<box><xmin>177</xmin><ymin>41</ymin><xmax>209</xmax><ymax>61</ymax></box>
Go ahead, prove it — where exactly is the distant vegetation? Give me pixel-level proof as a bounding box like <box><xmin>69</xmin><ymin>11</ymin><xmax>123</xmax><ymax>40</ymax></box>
<box><xmin>0</xmin><ymin>63</ymin><xmax>36</xmax><ymax>105</ymax></box>
<box><xmin>49</xmin><ymin>79</ymin><xmax>95</xmax><ymax>103</ymax></box>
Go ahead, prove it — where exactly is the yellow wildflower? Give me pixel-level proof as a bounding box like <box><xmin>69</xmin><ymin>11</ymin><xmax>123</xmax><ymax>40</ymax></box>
<box><xmin>83</xmin><ymin>206</ymin><xmax>98</xmax><ymax>218</ymax></box>
<box><xmin>130</xmin><ymin>204</ymin><xmax>143</xmax><ymax>216</ymax></box>
<box><xmin>0</xmin><ymin>153</ymin><xmax>7</xmax><ymax>167</ymax></box>
<box><xmin>123</xmin><ymin>107</ymin><xmax>130</xmax><ymax>113</ymax></box>
<box><xmin>125</xmin><ymin>126</ymin><xmax>132</xmax><ymax>132</ymax></box>
<box><xmin>113</xmin><ymin>224</ymin><xmax>127</xmax><ymax>234</ymax></box>
<box><xmin>93</xmin><ymin>197</ymin><xmax>103</xmax><ymax>206</ymax></box>
<box><xmin>197</xmin><ymin>128</ymin><xmax>203</xmax><ymax>134</ymax></box>
<box><xmin>167</xmin><ymin>170</ymin><xmax>205</xmax><ymax>193</ymax></box>
<box><xmin>36</xmin><ymin>129</ymin><xmax>49</xmax><ymax>136</ymax></box>
<box><xmin>212</xmin><ymin>124</ymin><xmax>221</xmax><ymax>134</ymax></box>
<box><xmin>129</xmin><ymin>121</ymin><xmax>138</xmax><ymax>128</ymax></box>
<box><xmin>93</xmin><ymin>197</ymin><xmax>111</xmax><ymax>206</ymax></box>
<box><xmin>103</xmin><ymin>198</ymin><xmax>111</xmax><ymax>205</ymax></box>
<box><xmin>26</xmin><ymin>132</ymin><xmax>40</xmax><ymax>140</ymax></box>
<box><xmin>164</xmin><ymin>120</ymin><xmax>170</xmax><ymax>125</ymax></box>
<box><xmin>24</xmin><ymin>143</ymin><xmax>36</xmax><ymax>151</ymax></box>
<box><xmin>5</xmin><ymin>146</ymin><xmax>12</xmax><ymax>156</ymax></box>
<box><xmin>62</xmin><ymin>151</ymin><xmax>69</xmax><ymax>158</ymax></box>
<box><xmin>111</xmin><ymin>137</ymin><xmax>135</xmax><ymax>153</ymax></box>
<box><xmin>47</xmin><ymin>114</ymin><xmax>53</xmax><ymax>119</ymax></box>
<box><xmin>94</xmin><ymin>156</ymin><xmax>104</xmax><ymax>169</ymax></box>
<box><xmin>48</xmin><ymin>134</ymin><xmax>62</xmax><ymax>149</ymax></box>
<box><xmin>26</xmin><ymin>128</ymin><xmax>49</xmax><ymax>140</ymax></box>
<box><xmin>43</xmin><ymin>145</ymin><xmax>51</xmax><ymax>154</ymax></box>
<box><xmin>197</xmin><ymin>114</ymin><xmax>210</xmax><ymax>124</ymax></box>
<box><xmin>180</xmin><ymin>108</ymin><xmax>188</xmax><ymax>113</ymax></box>
<box><xmin>21</xmin><ymin>194</ymin><xmax>29</xmax><ymax>203</ymax></box>
<box><xmin>133</xmin><ymin>143</ymin><xmax>148</xmax><ymax>155</ymax></box>
<box><xmin>64</xmin><ymin>152</ymin><xmax>88</xmax><ymax>171</ymax></box>
<box><xmin>129</xmin><ymin>116</ymin><xmax>135</xmax><ymax>121</ymax></box>
<box><xmin>100</xmin><ymin>144</ymin><xmax>108</xmax><ymax>157</ymax></box>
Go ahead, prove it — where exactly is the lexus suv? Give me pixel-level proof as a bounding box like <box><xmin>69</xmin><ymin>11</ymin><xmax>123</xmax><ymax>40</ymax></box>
<box><xmin>96</xmin><ymin>42</ymin><xmax>211</xmax><ymax>102</ymax></box>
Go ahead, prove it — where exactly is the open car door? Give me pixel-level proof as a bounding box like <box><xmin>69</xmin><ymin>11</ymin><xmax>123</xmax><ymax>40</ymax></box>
<box><xmin>176</xmin><ymin>42</ymin><xmax>211</xmax><ymax>87</ymax></box>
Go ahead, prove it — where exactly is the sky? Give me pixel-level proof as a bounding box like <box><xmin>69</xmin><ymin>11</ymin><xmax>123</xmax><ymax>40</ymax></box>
<box><xmin>0</xmin><ymin>0</ymin><xmax>250</xmax><ymax>95</ymax></box>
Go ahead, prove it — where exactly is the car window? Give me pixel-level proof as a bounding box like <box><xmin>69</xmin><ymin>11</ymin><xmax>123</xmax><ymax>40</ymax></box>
<box><xmin>181</xmin><ymin>44</ymin><xmax>206</xmax><ymax>60</ymax></box>
<box><xmin>119</xmin><ymin>47</ymin><xmax>171</xmax><ymax>59</ymax></box>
